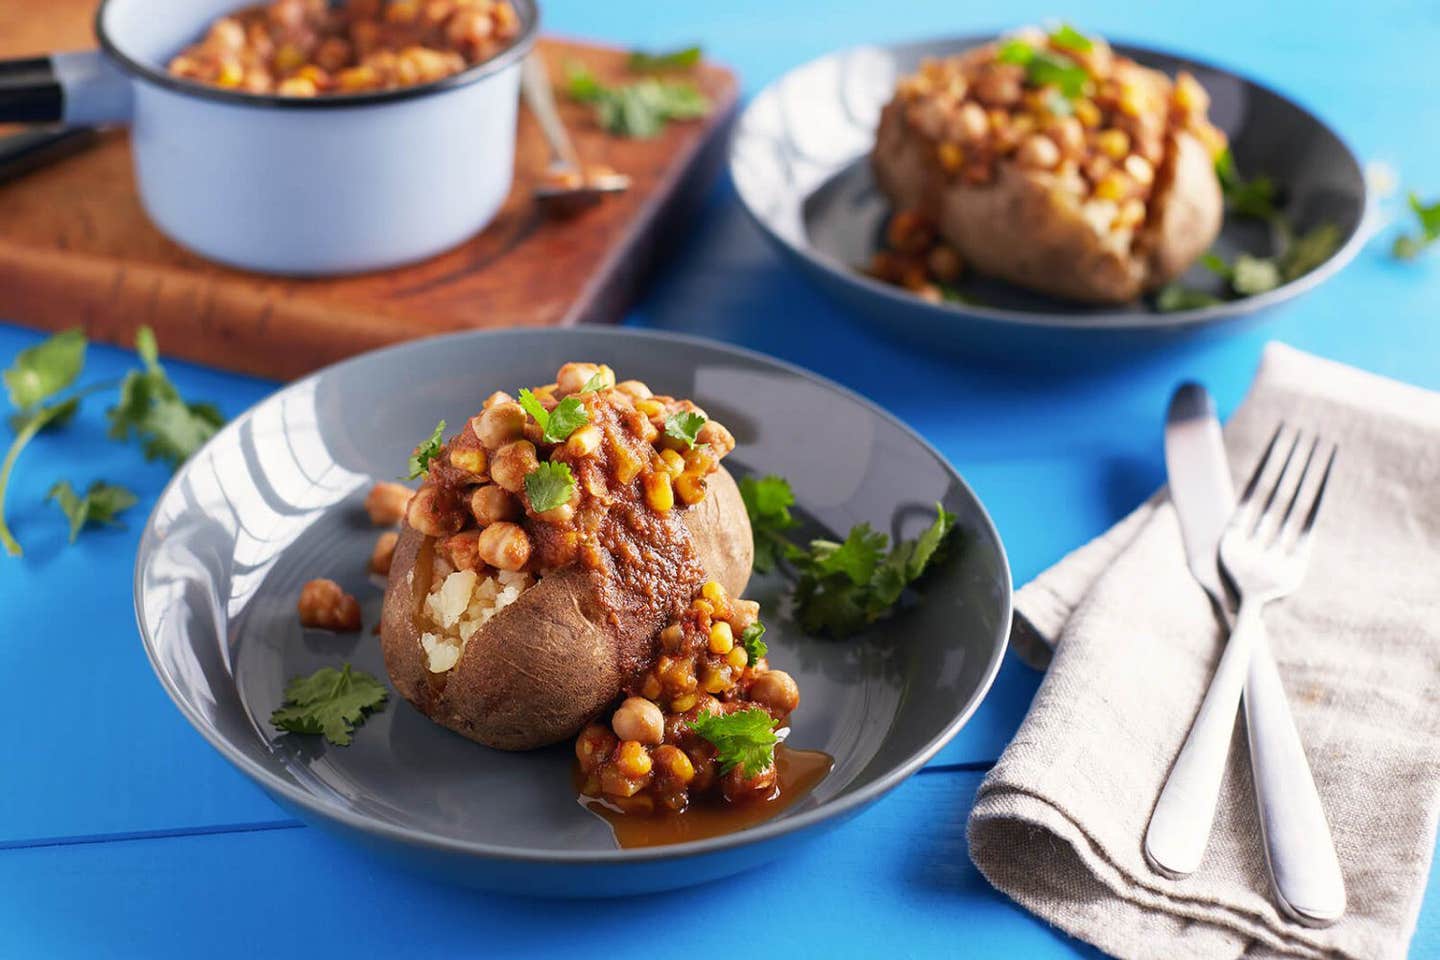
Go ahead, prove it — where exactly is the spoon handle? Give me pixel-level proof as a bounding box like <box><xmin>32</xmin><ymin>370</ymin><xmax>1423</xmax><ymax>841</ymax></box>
<box><xmin>520</xmin><ymin>54</ymin><xmax>581</xmax><ymax>172</ymax></box>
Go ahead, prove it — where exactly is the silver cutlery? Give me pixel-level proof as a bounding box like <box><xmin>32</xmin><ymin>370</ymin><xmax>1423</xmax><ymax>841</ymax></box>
<box><xmin>520</xmin><ymin>54</ymin><xmax>631</xmax><ymax>215</ymax></box>
<box><xmin>1147</xmin><ymin>392</ymin><xmax>1346</xmax><ymax>926</ymax></box>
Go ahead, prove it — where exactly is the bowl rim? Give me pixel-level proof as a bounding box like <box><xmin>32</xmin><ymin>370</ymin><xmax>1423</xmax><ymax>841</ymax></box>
<box><xmin>729</xmin><ymin>30</ymin><xmax>1371</xmax><ymax>332</ymax></box>
<box><xmin>132</xmin><ymin>326</ymin><xmax>1013</xmax><ymax>865</ymax></box>
<box><xmin>95</xmin><ymin>0</ymin><xmax>539</xmax><ymax>111</ymax></box>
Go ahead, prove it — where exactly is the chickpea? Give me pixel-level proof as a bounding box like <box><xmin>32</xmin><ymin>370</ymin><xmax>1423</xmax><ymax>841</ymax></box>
<box><xmin>405</xmin><ymin>485</ymin><xmax>464</xmax><ymax>537</ymax></box>
<box><xmin>314</xmin><ymin>36</ymin><xmax>351</xmax><ymax>72</ymax></box>
<box><xmin>1048</xmin><ymin>116</ymin><xmax>1085</xmax><ymax>158</ymax></box>
<box><xmin>476</xmin><ymin>521</ymin><xmax>531</xmax><ymax>571</ymax></box>
<box><xmin>448</xmin><ymin>439</ymin><xmax>487</xmax><ymax>477</ymax></box>
<box><xmin>448</xmin><ymin>7</ymin><xmax>495</xmax><ymax>48</ymax></box>
<box><xmin>469</xmin><ymin>484</ymin><xmax>519</xmax><ymax>526</ymax></box>
<box><xmin>750</xmin><ymin>670</ymin><xmax>800</xmax><ymax>715</ymax></box>
<box><xmin>612</xmin><ymin>697</ymin><xmax>664</xmax><ymax>745</ymax></box>
<box><xmin>555</xmin><ymin>362</ymin><xmax>603</xmax><ymax>396</ymax></box>
<box><xmin>369</xmin><ymin>531</ymin><xmax>399</xmax><ymax>575</ymax></box>
<box><xmin>729</xmin><ymin>598</ymin><xmax>760</xmax><ymax>632</ymax></box>
<box><xmin>950</xmin><ymin>101</ymin><xmax>989</xmax><ymax>143</ymax></box>
<box><xmin>566</xmin><ymin>424</ymin><xmax>602</xmax><ymax>458</ymax></box>
<box><xmin>482</xmin><ymin>390</ymin><xmax>513</xmax><ymax>410</ymax></box>
<box><xmin>695</xmin><ymin>420</ymin><xmax>735</xmax><ymax>457</ymax></box>
<box><xmin>927</xmin><ymin>245</ymin><xmax>964</xmax><ymax>283</ymax></box>
<box><xmin>474</xmin><ymin>402</ymin><xmax>527</xmax><ymax>451</ymax></box>
<box><xmin>297</xmin><ymin>579</ymin><xmax>361</xmax><ymax>631</ymax></box>
<box><xmin>535</xmin><ymin>502</ymin><xmax>575</xmax><ymax>525</ymax></box>
<box><xmin>973</xmin><ymin>63</ymin><xmax>1023</xmax><ymax>106</ymax></box>
<box><xmin>489</xmin><ymin>439</ymin><xmax>539</xmax><ymax>493</ymax></box>
<box><xmin>722</xmin><ymin>761</ymin><xmax>778</xmax><ymax>803</ymax></box>
<box><xmin>1016</xmin><ymin>133</ymin><xmax>1061</xmax><ymax>170</ymax></box>
<box><xmin>1123</xmin><ymin>153</ymin><xmax>1155</xmax><ymax>188</ymax></box>
<box><xmin>615</xmin><ymin>380</ymin><xmax>652</xmax><ymax>401</ymax></box>
<box><xmin>575</xmin><ymin>723</ymin><xmax>617</xmax><ymax>773</ymax></box>
<box><xmin>441</xmin><ymin>529</ymin><xmax>482</xmax><ymax>572</ymax></box>
<box><xmin>364</xmin><ymin>481</ymin><xmax>412</xmax><ymax>526</ymax></box>
<box><xmin>207</xmin><ymin>18</ymin><xmax>246</xmax><ymax>51</ymax></box>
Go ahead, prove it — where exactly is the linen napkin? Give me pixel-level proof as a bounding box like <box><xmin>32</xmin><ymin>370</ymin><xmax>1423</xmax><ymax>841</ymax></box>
<box><xmin>967</xmin><ymin>343</ymin><xmax>1440</xmax><ymax>960</ymax></box>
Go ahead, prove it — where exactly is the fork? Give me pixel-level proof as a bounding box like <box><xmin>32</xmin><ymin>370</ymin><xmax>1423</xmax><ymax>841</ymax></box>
<box><xmin>1146</xmin><ymin>426</ymin><xmax>1346</xmax><ymax>925</ymax></box>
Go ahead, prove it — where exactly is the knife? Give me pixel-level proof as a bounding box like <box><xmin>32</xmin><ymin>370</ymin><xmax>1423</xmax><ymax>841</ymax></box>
<box><xmin>1145</xmin><ymin>382</ymin><xmax>1346</xmax><ymax>927</ymax></box>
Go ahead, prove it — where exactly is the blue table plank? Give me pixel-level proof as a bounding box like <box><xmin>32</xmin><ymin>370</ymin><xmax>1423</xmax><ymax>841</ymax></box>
<box><xmin>3</xmin><ymin>0</ymin><xmax>1440</xmax><ymax>955</ymax></box>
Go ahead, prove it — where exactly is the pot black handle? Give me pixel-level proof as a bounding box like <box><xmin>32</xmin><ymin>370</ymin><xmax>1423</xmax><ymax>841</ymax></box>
<box><xmin>0</xmin><ymin>127</ymin><xmax>101</xmax><ymax>186</ymax></box>
<box><xmin>0</xmin><ymin>56</ymin><xmax>65</xmax><ymax>123</ymax></box>
<box><xmin>0</xmin><ymin>51</ymin><xmax>131</xmax><ymax>125</ymax></box>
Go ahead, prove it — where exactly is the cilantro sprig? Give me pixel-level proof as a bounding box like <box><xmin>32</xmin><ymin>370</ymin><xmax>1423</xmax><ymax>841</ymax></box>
<box><xmin>1393</xmin><ymin>193</ymin><xmax>1440</xmax><ymax>260</ymax></box>
<box><xmin>270</xmin><ymin>664</ymin><xmax>388</xmax><ymax>746</ymax></box>
<box><xmin>1049</xmin><ymin>23</ymin><xmax>1094</xmax><ymax>53</ymax></box>
<box><xmin>564</xmin><ymin>62</ymin><xmax>710</xmax><ymax>139</ymax></box>
<box><xmin>524</xmin><ymin>460</ymin><xmax>576</xmax><ymax>514</ymax></box>
<box><xmin>995</xmin><ymin>39</ymin><xmax>1091</xmax><ymax>99</ymax></box>
<box><xmin>519</xmin><ymin>389</ymin><xmax>590</xmax><ymax>444</ymax></box>
<box><xmin>663</xmin><ymin>410</ymin><xmax>706</xmax><ymax>449</ymax></box>
<box><xmin>740</xmin><ymin>474</ymin><xmax>957</xmax><ymax>638</ymax></box>
<box><xmin>689</xmin><ymin>706</ymin><xmax>780</xmax><ymax>778</ymax></box>
<box><xmin>740</xmin><ymin>621</ymin><xmax>768</xmax><ymax>662</ymax></box>
<box><xmin>47</xmin><ymin>480</ymin><xmax>137</xmax><ymax>543</ymax></box>
<box><xmin>627</xmin><ymin>45</ymin><xmax>702</xmax><ymax>73</ymax></box>
<box><xmin>1</xmin><ymin>325</ymin><xmax>222</xmax><ymax>557</ymax></box>
<box><xmin>407</xmin><ymin>420</ymin><xmax>446</xmax><ymax>480</ymax></box>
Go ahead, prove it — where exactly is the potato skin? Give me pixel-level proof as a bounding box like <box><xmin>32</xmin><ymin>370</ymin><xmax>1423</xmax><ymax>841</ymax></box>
<box><xmin>870</xmin><ymin>100</ymin><xmax>1222</xmax><ymax>304</ymax></box>
<box><xmin>380</xmin><ymin>465</ymin><xmax>753</xmax><ymax>751</ymax></box>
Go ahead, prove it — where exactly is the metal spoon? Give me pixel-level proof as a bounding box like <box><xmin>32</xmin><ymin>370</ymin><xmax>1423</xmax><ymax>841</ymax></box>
<box><xmin>520</xmin><ymin>54</ymin><xmax>630</xmax><ymax>215</ymax></box>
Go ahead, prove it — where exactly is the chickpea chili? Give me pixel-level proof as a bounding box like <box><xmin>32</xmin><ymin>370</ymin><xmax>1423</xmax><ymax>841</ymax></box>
<box><xmin>167</xmin><ymin>0</ymin><xmax>524</xmax><ymax>97</ymax></box>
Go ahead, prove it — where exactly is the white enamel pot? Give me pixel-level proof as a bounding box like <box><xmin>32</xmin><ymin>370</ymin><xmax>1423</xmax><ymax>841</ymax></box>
<box><xmin>0</xmin><ymin>0</ymin><xmax>538</xmax><ymax>276</ymax></box>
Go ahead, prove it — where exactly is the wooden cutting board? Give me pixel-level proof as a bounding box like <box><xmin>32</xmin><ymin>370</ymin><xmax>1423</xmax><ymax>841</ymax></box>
<box><xmin>0</xmin><ymin>1</ymin><xmax>737</xmax><ymax>380</ymax></box>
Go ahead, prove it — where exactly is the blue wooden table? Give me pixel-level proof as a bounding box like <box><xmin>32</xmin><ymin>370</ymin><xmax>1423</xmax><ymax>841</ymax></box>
<box><xmin>3</xmin><ymin>1</ymin><xmax>1438</xmax><ymax>955</ymax></box>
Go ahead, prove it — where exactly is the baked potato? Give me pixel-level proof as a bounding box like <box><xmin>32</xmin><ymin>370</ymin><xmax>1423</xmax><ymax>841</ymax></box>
<box><xmin>869</xmin><ymin>26</ymin><xmax>1226</xmax><ymax>304</ymax></box>
<box><xmin>380</xmin><ymin>364</ymin><xmax>754</xmax><ymax>751</ymax></box>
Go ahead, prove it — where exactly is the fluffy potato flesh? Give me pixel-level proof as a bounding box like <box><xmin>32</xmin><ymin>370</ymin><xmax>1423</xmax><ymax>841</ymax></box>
<box><xmin>869</xmin><ymin>30</ymin><xmax>1225</xmax><ymax>304</ymax></box>
<box><xmin>379</xmin><ymin>370</ymin><xmax>753</xmax><ymax>752</ymax></box>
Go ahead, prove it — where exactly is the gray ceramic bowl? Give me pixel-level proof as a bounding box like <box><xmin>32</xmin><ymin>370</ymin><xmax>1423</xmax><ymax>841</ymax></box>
<box><xmin>134</xmin><ymin>328</ymin><xmax>1011</xmax><ymax>896</ymax></box>
<box><xmin>731</xmin><ymin>35</ymin><xmax>1368</xmax><ymax>356</ymax></box>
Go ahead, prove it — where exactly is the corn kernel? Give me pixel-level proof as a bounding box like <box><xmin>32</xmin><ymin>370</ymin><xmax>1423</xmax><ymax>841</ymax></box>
<box><xmin>690</xmin><ymin>598</ymin><xmax>714</xmax><ymax>617</ymax></box>
<box><xmin>671</xmin><ymin>693</ymin><xmax>698</xmax><ymax>713</ymax></box>
<box><xmin>1073</xmin><ymin>98</ymin><xmax>1101</xmax><ymax>128</ymax></box>
<box><xmin>708</xmin><ymin>620</ymin><xmax>734</xmax><ymax>655</ymax></box>
<box><xmin>616</xmin><ymin>740</ymin><xmax>652</xmax><ymax>778</ymax></box>
<box><xmin>1093</xmin><ymin>171</ymin><xmax>1130</xmax><ymax>202</ymax></box>
<box><xmin>643</xmin><ymin>471</ymin><xmax>674</xmax><ymax>513</ymax></box>
<box><xmin>277</xmin><ymin>76</ymin><xmax>318</xmax><ymax>97</ymax></box>
<box><xmin>635</xmin><ymin>399</ymin><xmax>664</xmax><ymax>419</ymax></box>
<box><xmin>533</xmin><ymin>383</ymin><xmax>558</xmax><ymax>400</ymax></box>
<box><xmin>216</xmin><ymin>59</ymin><xmax>244</xmax><ymax>88</ymax></box>
<box><xmin>936</xmin><ymin>141</ymin><xmax>964</xmax><ymax>174</ymax></box>
<box><xmin>641</xmin><ymin>674</ymin><xmax>662</xmax><ymax>699</ymax></box>
<box><xmin>613</xmin><ymin>445</ymin><xmax>644</xmax><ymax>484</ymax></box>
<box><xmin>700</xmin><ymin>666</ymin><xmax>731</xmax><ymax>694</ymax></box>
<box><xmin>566</xmin><ymin>424</ymin><xmax>601</xmax><ymax>457</ymax></box>
<box><xmin>702</xmin><ymin>581</ymin><xmax>727</xmax><ymax>606</ymax></box>
<box><xmin>659</xmin><ymin>448</ymin><xmax>685</xmax><ymax>478</ymax></box>
<box><xmin>675</xmin><ymin>472</ymin><xmax>707</xmax><ymax>505</ymax></box>
<box><xmin>274</xmin><ymin>44</ymin><xmax>305</xmax><ymax>72</ymax></box>
<box><xmin>1096</xmin><ymin>128</ymin><xmax>1130</xmax><ymax>160</ymax></box>
<box><xmin>449</xmin><ymin>446</ymin><xmax>486</xmax><ymax>474</ymax></box>
<box><xmin>385</xmin><ymin>0</ymin><xmax>419</xmax><ymax>21</ymax></box>
<box><xmin>726</xmin><ymin>646</ymin><xmax>749</xmax><ymax>670</ymax></box>
<box><xmin>655</xmin><ymin>745</ymin><xmax>695</xmax><ymax>784</ymax></box>
<box><xmin>337</xmin><ymin>66</ymin><xmax>377</xmax><ymax>90</ymax></box>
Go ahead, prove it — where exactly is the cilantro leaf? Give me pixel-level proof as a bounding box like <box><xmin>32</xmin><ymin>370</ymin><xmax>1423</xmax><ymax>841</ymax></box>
<box><xmin>996</xmin><ymin>39</ymin><xmax>1035</xmax><ymax>64</ymax></box>
<box><xmin>627</xmin><ymin>45</ymin><xmax>702</xmax><ymax>72</ymax></box>
<box><xmin>46</xmin><ymin>479</ymin><xmax>138</xmax><ymax>543</ymax></box>
<box><xmin>1025</xmin><ymin>49</ymin><xmax>1091</xmax><ymax>98</ymax></box>
<box><xmin>1156</xmin><ymin>284</ymin><xmax>1224</xmax><ymax>312</ymax></box>
<box><xmin>580</xmin><ymin>371</ymin><xmax>609</xmax><ymax>393</ymax></box>
<box><xmin>270</xmin><ymin>664</ymin><xmax>388</xmax><ymax>746</ymax></box>
<box><xmin>4</xmin><ymin>328</ymin><xmax>86</xmax><ymax>413</ymax></box>
<box><xmin>740</xmin><ymin>621</ymin><xmax>768</xmax><ymax>662</ymax></box>
<box><xmin>738</xmin><ymin>474</ymin><xmax>799</xmax><ymax>573</ymax></box>
<box><xmin>1049</xmin><ymin>23</ymin><xmax>1094</xmax><ymax>52</ymax></box>
<box><xmin>524</xmin><ymin>460</ymin><xmax>576</xmax><ymax>513</ymax></box>
<box><xmin>689</xmin><ymin>707</ymin><xmax>779</xmax><ymax>777</ymax></box>
<box><xmin>106</xmin><ymin>326</ymin><xmax>224</xmax><ymax>468</ymax></box>
<box><xmin>1393</xmin><ymin>193</ymin><xmax>1440</xmax><ymax>260</ymax></box>
<box><xmin>1199</xmin><ymin>252</ymin><xmax>1232</xmax><ymax>279</ymax></box>
<box><xmin>1215</xmin><ymin>150</ymin><xmax>1280</xmax><ymax>222</ymax></box>
<box><xmin>544</xmin><ymin>397</ymin><xmax>589</xmax><ymax>442</ymax></box>
<box><xmin>406</xmin><ymin>420</ymin><xmax>446</xmax><ymax>480</ymax></box>
<box><xmin>0</xmin><ymin>398</ymin><xmax>80</xmax><ymax>557</ymax></box>
<box><xmin>792</xmin><ymin>503</ymin><xmax>957</xmax><ymax>637</ymax></box>
<box><xmin>1280</xmin><ymin>222</ymin><xmax>1341</xmax><ymax>280</ymax></box>
<box><xmin>564</xmin><ymin>62</ymin><xmax>710</xmax><ymax>139</ymax></box>
<box><xmin>1231</xmin><ymin>254</ymin><xmax>1282</xmax><ymax>295</ymax></box>
<box><xmin>517</xmin><ymin>388</ymin><xmax>549</xmax><ymax>426</ymax></box>
<box><xmin>664</xmin><ymin>410</ymin><xmax>706</xmax><ymax>449</ymax></box>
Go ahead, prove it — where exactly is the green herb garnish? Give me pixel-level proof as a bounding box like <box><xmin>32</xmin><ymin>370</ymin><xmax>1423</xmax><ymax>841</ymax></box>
<box><xmin>580</xmin><ymin>371</ymin><xmax>609</xmax><ymax>393</ymax></box>
<box><xmin>519</xmin><ymin>388</ymin><xmax>590</xmax><ymax>443</ymax></box>
<box><xmin>4</xmin><ymin>327</ymin><xmax>85</xmax><ymax>415</ymax></box>
<box><xmin>1393</xmin><ymin>193</ymin><xmax>1440</xmax><ymax>260</ymax></box>
<box><xmin>689</xmin><ymin>706</ymin><xmax>780</xmax><ymax>777</ymax></box>
<box><xmin>564</xmin><ymin>62</ymin><xmax>710</xmax><ymax>138</ymax></box>
<box><xmin>627</xmin><ymin>45</ymin><xmax>702</xmax><ymax>73</ymax></box>
<box><xmin>46</xmin><ymin>480</ymin><xmax>137</xmax><ymax>543</ymax></box>
<box><xmin>1215</xmin><ymin>149</ymin><xmax>1281</xmax><ymax>223</ymax></box>
<box><xmin>524</xmin><ymin>460</ymin><xmax>576</xmax><ymax>513</ymax></box>
<box><xmin>270</xmin><ymin>664</ymin><xmax>388</xmax><ymax>747</ymax></box>
<box><xmin>406</xmin><ymin>420</ymin><xmax>446</xmax><ymax>480</ymax></box>
<box><xmin>107</xmin><ymin>326</ymin><xmax>224</xmax><ymax>468</ymax></box>
<box><xmin>1049</xmin><ymin>23</ymin><xmax>1094</xmax><ymax>52</ymax></box>
<box><xmin>1155</xmin><ymin>285</ymin><xmax>1224</xmax><ymax>312</ymax></box>
<box><xmin>1232</xmin><ymin>254</ymin><xmax>1282</xmax><ymax>295</ymax></box>
<box><xmin>740</xmin><ymin>621</ymin><xmax>768</xmax><ymax>662</ymax></box>
<box><xmin>738</xmin><ymin>474</ymin><xmax>800</xmax><ymax>573</ymax></box>
<box><xmin>994</xmin><ymin>39</ymin><xmax>1089</xmax><ymax>98</ymax></box>
<box><xmin>663</xmin><ymin>410</ymin><xmax>706</xmax><ymax>449</ymax></box>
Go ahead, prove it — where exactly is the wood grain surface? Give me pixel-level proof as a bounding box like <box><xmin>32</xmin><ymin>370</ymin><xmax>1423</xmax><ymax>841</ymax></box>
<box><xmin>0</xmin><ymin>1</ymin><xmax>738</xmax><ymax>380</ymax></box>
